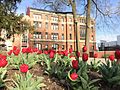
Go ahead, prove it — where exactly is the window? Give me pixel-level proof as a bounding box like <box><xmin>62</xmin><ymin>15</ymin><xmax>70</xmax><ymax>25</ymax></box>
<box><xmin>69</xmin><ymin>18</ymin><xmax>72</xmax><ymax>22</ymax></box>
<box><xmin>45</xmin><ymin>45</ymin><xmax>48</xmax><ymax>49</ymax></box>
<box><xmin>61</xmin><ymin>17</ymin><xmax>64</xmax><ymax>22</ymax></box>
<box><xmin>33</xmin><ymin>21</ymin><xmax>42</xmax><ymax>28</ymax></box>
<box><xmin>45</xmin><ymin>32</ymin><xmax>48</xmax><ymax>39</ymax></box>
<box><xmin>91</xmin><ymin>35</ymin><xmax>94</xmax><ymax>40</ymax></box>
<box><xmin>45</xmin><ymin>22</ymin><xmax>48</xmax><ymax>29</ymax></box>
<box><xmin>80</xmin><ymin>18</ymin><xmax>82</xmax><ymax>23</ymax></box>
<box><xmin>33</xmin><ymin>32</ymin><xmax>42</xmax><ymax>39</ymax></box>
<box><xmin>22</xmin><ymin>34</ymin><xmax>27</xmax><ymax>43</ymax></box>
<box><xmin>52</xmin><ymin>16</ymin><xmax>58</xmax><ymax>21</ymax></box>
<box><xmin>39</xmin><ymin>22</ymin><xmax>42</xmax><ymax>28</ymax></box>
<box><xmin>35</xmin><ymin>43</ymin><xmax>42</xmax><ymax>50</ymax></box>
<box><xmin>52</xmin><ymin>44</ymin><xmax>59</xmax><ymax>50</ymax></box>
<box><xmin>51</xmin><ymin>33</ymin><xmax>58</xmax><ymax>40</ymax></box>
<box><xmin>80</xmin><ymin>25</ymin><xmax>86</xmax><ymax>39</ymax></box>
<box><xmin>33</xmin><ymin>21</ymin><xmax>39</xmax><ymax>28</ymax></box>
<box><xmin>70</xmin><ymin>45</ymin><xmax>72</xmax><ymax>49</ymax></box>
<box><xmin>80</xmin><ymin>30</ymin><xmax>85</xmax><ymax>37</ymax></box>
<box><xmin>55</xmin><ymin>17</ymin><xmax>58</xmax><ymax>21</ymax></box>
<box><xmin>55</xmin><ymin>24</ymin><xmax>58</xmax><ymax>30</ymax></box>
<box><xmin>46</xmin><ymin>15</ymin><xmax>48</xmax><ymax>20</ymax></box>
<box><xmin>82</xmin><ymin>19</ymin><xmax>85</xmax><ymax>23</ymax></box>
<box><xmin>33</xmin><ymin>14</ymin><xmax>42</xmax><ymax>21</ymax></box>
<box><xmin>62</xmin><ymin>45</ymin><xmax>64</xmax><ymax>50</ymax></box>
<box><xmin>70</xmin><ymin>34</ymin><xmax>72</xmax><ymax>40</ymax></box>
<box><xmin>62</xmin><ymin>24</ymin><xmax>64</xmax><ymax>31</ymax></box>
<box><xmin>69</xmin><ymin>24</ymin><xmax>72</xmax><ymax>31</ymax></box>
<box><xmin>62</xmin><ymin>34</ymin><xmax>64</xmax><ymax>40</ymax></box>
<box><xmin>51</xmin><ymin>23</ymin><xmax>58</xmax><ymax>30</ymax></box>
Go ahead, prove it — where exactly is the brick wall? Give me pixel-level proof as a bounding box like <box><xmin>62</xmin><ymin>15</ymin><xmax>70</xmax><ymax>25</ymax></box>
<box><xmin>95</xmin><ymin>51</ymin><xmax>115</xmax><ymax>58</ymax></box>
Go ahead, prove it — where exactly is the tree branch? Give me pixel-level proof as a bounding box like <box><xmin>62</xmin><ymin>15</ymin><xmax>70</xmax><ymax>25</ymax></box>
<box><xmin>92</xmin><ymin>0</ymin><xmax>107</xmax><ymax>16</ymax></box>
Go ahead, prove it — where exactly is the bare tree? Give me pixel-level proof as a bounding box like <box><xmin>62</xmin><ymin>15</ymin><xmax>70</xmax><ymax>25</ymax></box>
<box><xmin>34</xmin><ymin>0</ymin><xmax>81</xmax><ymax>58</ymax></box>
<box><xmin>34</xmin><ymin>0</ymin><xmax>120</xmax><ymax>55</ymax></box>
<box><xmin>85</xmin><ymin>0</ymin><xmax>91</xmax><ymax>54</ymax></box>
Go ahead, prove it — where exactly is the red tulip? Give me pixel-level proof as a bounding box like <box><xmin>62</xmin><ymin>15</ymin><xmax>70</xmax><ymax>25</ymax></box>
<box><xmin>57</xmin><ymin>51</ymin><xmax>63</xmax><ymax>55</ymax></box>
<box><xmin>115</xmin><ymin>50</ymin><xmax>120</xmax><ymax>60</ymax></box>
<box><xmin>77</xmin><ymin>52</ymin><xmax>80</xmax><ymax>57</ymax></box>
<box><xmin>0</xmin><ymin>54</ymin><xmax>6</xmax><ymax>60</ymax></box>
<box><xmin>64</xmin><ymin>50</ymin><xmax>68</xmax><ymax>56</ymax></box>
<box><xmin>26</xmin><ymin>47</ymin><xmax>32</xmax><ymax>53</ymax></box>
<box><xmin>94</xmin><ymin>53</ymin><xmax>98</xmax><ymax>58</ymax></box>
<box><xmin>83</xmin><ymin>46</ymin><xmax>87</xmax><ymax>52</ymax></box>
<box><xmin>22</xmin><ymin>48</ymin><xmax>27</xmax><ymax>53</ymax></box>
<box><xmin>44</xmin><ymin>50</ymin><xmax>48</xmax><ymax>54</ymax></box>
<box><xmin>70</xmin><ymin>54</ymin><xmax>75</xmax><ymax>58</ymax></box>
<box><xmin>0</xmin><ymin>59</ymin><xmax>8</xmax><ymax>67</ymax></box>
<box><xmin>82</xmin><ymin>53</ymin><xmax>88</xmax><ymax>61</ymax></box>
<box><xmin>20</xmin><ymin>64</ymin><xmax>29</xmax><ymax>73</ymax></box>
<box><xmin>8</xmin><ymin>50</ymin><xmax>13</xmax><ymax>55</ymax></box>
<box><xmin>32</xmin><ymin>48</ymin><xmax>38</xmax><ymax>52</ymax></box>
<box><xmin>70</xmin><ymin>72</ymin><xmax>78</xmax><ymax>80</ymax></box>
<box><xmin>37</xmin><ymin>50</ymin><xmax>42</xmax><ymax>54</ymax></box>
<box><xmin>13</xmin><ymin>49</ymin><xmax>20</xmax><ymax>56</ymax></box>
<box><xmin>72</xmin><ymin>60</ymin><xmax>78</xmax><ymax>69</ymax></box>
<box><xmin>49</xmin><ymin>51</ymin><xmax>54</xmax><ymax>58</ymax></box>
<box><xmin>69</xmin><ymin>48</ymin><xmax>73</xmax><ymax>53</ymax></box>
<box><xmin>13</xmin><ymin>46</ymin><xmax>17</xmax><ymax>51</ymax></box>
<box><xmin>109</xmin><ymin>55</ymin><xmax>114</xmax><ymax>61</ymax></box>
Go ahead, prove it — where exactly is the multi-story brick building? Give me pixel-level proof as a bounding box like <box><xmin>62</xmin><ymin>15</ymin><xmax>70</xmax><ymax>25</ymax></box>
<box><xmin>26</xmin><ymin>7</ymin><xmax>96</xmax><ymax>52</ymax></box>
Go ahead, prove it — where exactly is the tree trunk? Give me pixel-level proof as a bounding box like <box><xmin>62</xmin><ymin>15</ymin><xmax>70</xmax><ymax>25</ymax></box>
<box><xmin>10</xmin><ymin>25</ymin><xmax>15</xmax><ymax>42</ymax></box>
<box><xmin>85</xmin><ymin>0</ymin><xmax>91</xmax><ymax>55</ymax></box>
<box><xmin>71</xmin><ymin>0</ymin><xmax>80</xmax><ymax>57</ymax></box>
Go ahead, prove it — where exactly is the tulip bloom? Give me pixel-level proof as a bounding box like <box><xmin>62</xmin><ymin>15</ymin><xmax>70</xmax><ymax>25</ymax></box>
<box><xmin>0</xmin><ymin>59</ymin><xmax>8</xmax><ymax>68</ymax></box>
<box><xmin>69</xmin><ymin>48</ymin><xmax>73</xmax><ymax>53</ymax></box>
<box><xmin>115</xmin><ymin>50</ymin><xmax>120</xmax><ymax>60</ymax></box>
<box><xmin>72</xmin><ymin>60</ymin><xmax>78</xmax><ymax>69</ymax></box>
<box><xmin>77</xmin><ymin>52</ymin><xmax>80</xmax><ymax>57</ymax></box>
<box><xmin>32</xmin><ymin>48</ymin><xmax>38</xmax><ymax>52</ymax></box>
<box><xmin>8</xmin><ymin>50</ymin><xmax>13</xmax><ymax>56</ymax></box>
<box><xmin>22</xmin><ymin>48</ymin><xmax>27</xmax><ymax>53</ymax></box>
<box><xmin>13</xmin><ymin>46</ymin><xmax>17</xmax><ymax>51</ymax></box>
<box><xmin>20</xmin><ymin>64</ymin><xmax>29</xmax><ymax>73</ymax></box>
<box><xmin>37</xmin><ymin>50</ymin><xmax>42</xmax><ymax>54</ymax></box>
<box><xmin>83</xmin><ymin>46</ymin><xmax>87</xmax><ymax>52</ymax></box>
<box><xmin>64</xmin><ymin>50</ymin><xmax>68</xmax><ymax>56</ymax></box>
<box><xmin>70</xmin><ymin>72</ymin><xmax>78</xmax><ymax>80</ymax></box>
<box><xmin>109</xmin><ymin>55</ymin><xmax>114</xmax><ymax>61</ymax></box>
<box><xmin>94</xmin><ymin>53</ymin><xmax>98</xmax><ymax>58</ymax></box>
<box><xmin>44</xmin><ymin>50</ymin><xmax>48</xmax><ymax>54</ymax></box>
<box><xmin>13</xmin><ymin>49</ymin><xmax>20</xmax><ymax>56</ymax></box>
<box><xmin>49</xmin><ymin>51</ymin><xmax>54</xmax><ymax>58</ymax></box>
<box><xmin>82</xmin><ymin>53</ymin><xmax>88</xmax><ymax>61</ymax></box>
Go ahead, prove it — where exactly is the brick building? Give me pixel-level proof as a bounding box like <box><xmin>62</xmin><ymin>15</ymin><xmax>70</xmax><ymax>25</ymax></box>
<box><xmin>26</xmin><ymin>7</ymin><xmax>96</xmax><ymax>52</ymax></box>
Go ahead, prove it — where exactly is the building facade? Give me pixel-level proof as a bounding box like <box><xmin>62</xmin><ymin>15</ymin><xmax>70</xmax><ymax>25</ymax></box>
<box><xmin>26</xmin><ymin>7</ymin><xmax>96</xmax><ymax>52</ymax></box>
<box><xmin>98</xmin><ymin>35</ymin><xmax>120</xmax><ymax>51</ymax></box>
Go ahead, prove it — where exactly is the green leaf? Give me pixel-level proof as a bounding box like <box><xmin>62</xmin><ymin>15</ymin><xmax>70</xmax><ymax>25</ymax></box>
<box><xmin>80</xmin><ymin>76</ymin><xmax>88</xmax><ymax>89</ymax></box>
<box><xmin>1</xmin><ymin>69</ymin><xmax>7</xmax><ymax>79</ymax></box>
<box><xmin>89</xmin><ymin>79</ymin><xmax>100</xmax><ymax>85</ymax></box>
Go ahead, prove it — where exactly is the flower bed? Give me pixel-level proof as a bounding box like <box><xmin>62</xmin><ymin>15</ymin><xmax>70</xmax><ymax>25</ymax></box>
<box><xmin>0</xmin><ymin>46</ymin><xmax>120</xmax><ymax>90</ymax></box>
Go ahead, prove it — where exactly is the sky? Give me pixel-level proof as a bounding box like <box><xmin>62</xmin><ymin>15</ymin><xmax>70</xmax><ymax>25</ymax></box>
<box><xmin>17</xmin><ymin>0</ymin><xmax>120</xmax><ymax>44</ymax></box>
